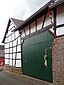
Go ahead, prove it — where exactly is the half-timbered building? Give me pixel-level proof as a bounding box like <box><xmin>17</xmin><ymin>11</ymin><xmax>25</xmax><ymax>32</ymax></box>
<box><xmin>2</xmin><ymin>18</ymin><xmax>24</xmax><ymax>67</ymax></box>
<box><xmin>13</xmin><ymin>0</ymin><xmax>64</xmax><ymax>83</ymax></box>
<box><xmin>2</xmin><ymin>0</ymin><xmax>64</xmax><ymax>84</ymax></box>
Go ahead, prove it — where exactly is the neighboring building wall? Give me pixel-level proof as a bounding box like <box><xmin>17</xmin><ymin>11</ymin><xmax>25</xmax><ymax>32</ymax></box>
<box><xmin>0</xmin><ymin>45</ymin><xmax>4</xmax><ymax>67</ymax></box>
<box><xmin>4</xmin><ymin>21</ymin><xmax>21</xmax><ymax>67</ymax></box>
<box><xmin>52</xmin><ymin>36</ymin><xmax>64</xmax><ymax>85</ymax></box>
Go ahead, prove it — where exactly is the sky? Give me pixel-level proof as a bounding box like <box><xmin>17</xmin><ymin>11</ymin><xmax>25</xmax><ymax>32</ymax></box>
<box><xmin>0</xmin><ymin>0</ymin><xmax>50</xmax><ymax>44</ymax></box>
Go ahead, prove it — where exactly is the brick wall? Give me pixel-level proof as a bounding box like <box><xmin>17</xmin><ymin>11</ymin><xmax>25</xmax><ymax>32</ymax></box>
<box><xmin>52</xmin><ymin>37</ymin><xmax>64</xmax><ymax>85</ymax></box>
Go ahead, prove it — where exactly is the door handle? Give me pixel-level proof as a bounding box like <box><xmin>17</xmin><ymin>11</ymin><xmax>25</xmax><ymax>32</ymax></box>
<box><xmin>44</xmin><ymin>54</ymin><xmax>48</xmax><ymax>67</ymax></box>
<box><xmin>44</xmin><ymin>49</ymin><xmax>48</xmax><ymax>67</ymax></box>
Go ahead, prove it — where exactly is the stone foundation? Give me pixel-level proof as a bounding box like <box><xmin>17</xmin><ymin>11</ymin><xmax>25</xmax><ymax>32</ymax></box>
<box><xmin>4</xmin><ymin>65</ymin><xmax>23</xmax><ymax>75</ymax></box>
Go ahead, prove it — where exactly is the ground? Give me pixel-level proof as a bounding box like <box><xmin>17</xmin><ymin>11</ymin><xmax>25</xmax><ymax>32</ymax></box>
<box><xmin>0</xmin><ymin>70</ymin><xmax>28</xmax><ymax>85</ymax></box>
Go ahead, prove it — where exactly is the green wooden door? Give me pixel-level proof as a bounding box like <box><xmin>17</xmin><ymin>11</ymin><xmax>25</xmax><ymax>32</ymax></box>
<box><xmin>22</xmin><ymin>30</ymin><xmax>53</xmax><ymax>82</ymax></box>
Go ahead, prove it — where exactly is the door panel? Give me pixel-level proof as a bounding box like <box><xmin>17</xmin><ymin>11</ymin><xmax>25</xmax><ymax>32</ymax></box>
<box><xmin>22</xmin><ymin>30</ymin><xmax>53</xmax><ymax>82</ymax></box>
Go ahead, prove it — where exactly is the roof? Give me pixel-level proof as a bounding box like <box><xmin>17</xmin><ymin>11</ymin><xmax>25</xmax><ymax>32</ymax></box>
<box><xmin>10</xmin><ymin>18</ymin><xmax>23</xmax><ymax>27</ymax></box>
<box><xmin>49</xmin><ymin>0</ymin><xmax>64</xmax><ymax>9</ymax></box>
<box><xmin>14</xmin><ymin>0</ymin><xmax>64</xmax><ymax>32</ymax></box>
<box><xmin>2</xmin><ymin>18</ymin><xmax>24</xmax><ymax>43</ymax></box>
<box><xmin>13</xmin><ymin>1</ymin><xmax>51</xmax><ymax>31</ymax></box>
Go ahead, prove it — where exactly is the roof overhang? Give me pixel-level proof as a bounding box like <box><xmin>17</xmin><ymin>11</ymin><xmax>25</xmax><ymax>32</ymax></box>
<box><xmin>14</xmin><ymin>0</ymin><xmax>64</xmax><ymax>32</ymax></box>
<box><xmin>49</xmin><ymin>0</ymin><xmax>64</xmax><ymax>9</ymax></box>
<box><xmin>13</xmin><ymin>1</ymin><xmax>51</xmax><ymax>31</ymax></box>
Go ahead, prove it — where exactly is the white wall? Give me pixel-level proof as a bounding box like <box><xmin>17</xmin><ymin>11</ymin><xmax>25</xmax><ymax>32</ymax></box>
<box><xmin>56</xmin><ymin>5</ymin><xmax>64</xmax><ymax>36</ymax></box>
<box><xmin>5</xmin><ymin>21</ymin><xmax>21</xmax><ymax>67</ymax></box>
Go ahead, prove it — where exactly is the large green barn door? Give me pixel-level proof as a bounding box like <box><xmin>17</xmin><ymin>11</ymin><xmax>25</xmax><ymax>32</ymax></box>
<box><xmin>22</xmin><ymin>30</ymin><xmax>53</xmax><ymax>82</ymax></box>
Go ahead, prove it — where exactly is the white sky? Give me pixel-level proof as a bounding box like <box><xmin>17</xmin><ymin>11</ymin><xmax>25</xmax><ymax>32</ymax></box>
<box><xmin>0</xmin><ymin>0</ymin><xmax>50</xmax><ymax>44</ymax></box>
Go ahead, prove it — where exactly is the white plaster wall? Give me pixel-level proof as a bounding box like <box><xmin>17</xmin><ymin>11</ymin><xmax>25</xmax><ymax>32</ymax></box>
<box><xmin>56</xmin><ymin>27</ymin><xmax>64</xmax><ymax>36</ymax></box>
<box><xmin>21</xmin><ymin>29</ymin><xmax>25</xmax><ymax>38</ymax></box>
<box><xmin>5</xmin><ymin>43</ymin><xmax>9</xmax><ymax>48</ymax></box>
<box><xmin>18</xmin><ymin>37</ymin><xmax>21</xmax><ymax>44</ymax></box>
<box><xmin>10</xmin><ymin>54</ymin><xmax>12</xmax><ymax>59</ymax></box>
<box><xmin>56</xmin><ymin>5</ymin><xmax>64</xmax><ymax>25</ymax></box>
<box><xmin>15</xmin><ymin>31</ymin><xmax>19</xmax><ymax>38</ymax></box>
<box><xmin>13</xmin><ymin>53</ymin><xmax>15</xmax><ymax>59</ymax></box>
<box><xmin>13</xmin><ymin>60</ymin><xmax>15</xmax><ymax>66</ymax></box>
<box><xmin>44</xmin><ymin>12</ymin><xmax>53</xmax><ymax>27</ymax></box>
<box><xmin>5</xmin><ymin>59</ymin><xmax>9</xmax><ymax>64</ymax></box>
<box><xmin>13</xmin><ymin>47</ymin><xmax>16</xmax><ymax>53</ymax></box>
<box><xmin>25</xmin><ymin>26</ymin><xmax>29</xmax><ymax>35</ymax></box>
<box><xmin>10</xmin><ymin>42</ymin><xmax>12</xmax><ymax>47</ymax></box>
<box><xmin>8</xmin><ymin>23</ymin><xmax>15</xmax><ymax>31</ymax></box>
<box><xmin>6</xmin><ymin>30</ymin><xmax>12</xmax><ymax>37</ymax></box>
<box><xmin>13</xmin><ymin>39</ymin><xmax>17</xmax><ymax>46</ymax></box>
<box><xmin>37</xmin><ymin>16</ymin><xmax>44</xmax><ymax>30</ymax></box>
<box><xmin>9</xmin><ymin>59</ymin><xmax>12</xmax><ymax>66</ymax></box>
<box><xmin>17</xmin><ymin>45</ymin><xmax>21</xmax><ymax>52</ymax></box>
<box><xmin>16</xmin><ymin>60</ymin><xmax>21</xmax><ymax>67</ymax></box>
<box><xmin>49</xmin><ymin>27</ymin><xmax>54</xmax><ymax>33</ymax></box>
<box><xmin>30</xmin><ymin>22</ymin><xmax>36</xmax><ymax>33</ymax></box>
<box><xmin>5</xmin><ymin>54</ymin><xmax>9</xmax><ymax>58</ymax></box>
<box><xmin>16</xmin><ymin>53</ymin><xmax>21</xmax><ymax>59</ymax></box>
<box><xmin>10</xmin><ymin>48</ymin><xmax>12</xmax><ymax>53</ymax></box>
<box><xmin>12</xmin><ymin>33</ymin><xmax>14</xmax><ymax>40</ymax></box>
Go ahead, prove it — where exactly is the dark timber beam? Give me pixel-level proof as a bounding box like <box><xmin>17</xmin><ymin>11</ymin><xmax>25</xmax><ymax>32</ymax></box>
<box><xmin>22</xmin><ymin>24</ymin><xmax>53</xmax><ymax>40</ymax></box>
<box><xmin>53</xmin><ymin>8</ymin><xmax>56</xmax><ymax>37</ymax></box>
<box><xmin>42</xmin><ymin>13</ymin><xmax>47</xmax><ymax>28</ymax></box>
<box><xmin>35</xmin><ymin>20</ymin><xmax>37</xmax><ymax>31</ymax></box>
